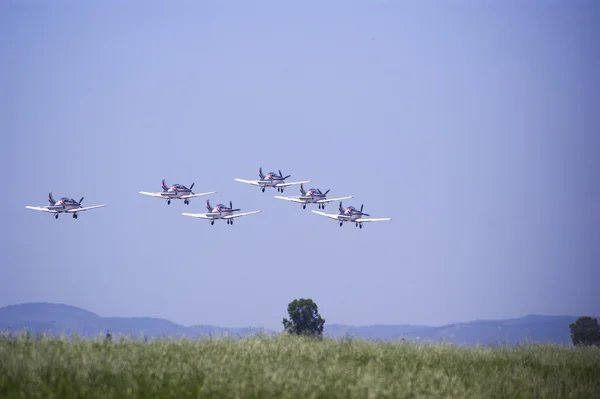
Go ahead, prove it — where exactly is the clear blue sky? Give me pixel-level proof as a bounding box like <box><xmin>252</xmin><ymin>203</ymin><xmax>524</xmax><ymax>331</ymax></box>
<box><xmin>1</xmin><ymin>1</ymin><xmax>598</xmax><ymax>331</ymax></box>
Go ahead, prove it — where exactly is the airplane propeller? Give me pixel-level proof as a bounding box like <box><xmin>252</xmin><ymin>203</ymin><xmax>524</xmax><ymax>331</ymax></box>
<box><xmin>360</xmin><ymin>204</ymin><xmax>370</xmax><ymax>216</ymax></box>
<box><xmin>230</xmin><ymin>200</ymin><xmax>241</xmax><ymax>212</ymax></box>
<box><xmin>79</xmin><ymin>197</ymin><xmax>84</xmax><ymax>204</ymax></box>
<box><xmin>323</xmin><ymin>189</ymin><xmax>330</xmax><ymax>196</ymax></box>
<box><xmin>279</xmin><ymin>170</ymin><xmax>291</xmax><ymax>179</ymax></box>
<box><xmin>190</xmin><ymin>183</ymin><xmax>195</xmax><ymax>194</ymax></box>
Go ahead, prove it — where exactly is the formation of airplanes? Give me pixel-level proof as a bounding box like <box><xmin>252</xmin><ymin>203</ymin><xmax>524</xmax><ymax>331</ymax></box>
<box><xmin>26</xmin><ymin>167</ymin><xmax>391</xmax><ymax>228</ymax></box>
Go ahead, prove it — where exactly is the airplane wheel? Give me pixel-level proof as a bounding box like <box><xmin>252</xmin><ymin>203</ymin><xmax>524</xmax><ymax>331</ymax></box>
<box><xmin>167</xmin><ymin>200</ymin><xmax>171</xmax><ymax>205</ymax></box>
<box><xmin>73</xmin><ymin>214</ymin><xmax>78</xmax><ymax>219</ymax></box>
<box><xmin>261</xmin><ymin>188</ymin><xmax>265</xmax><ymax>192</ymax></box>
<box><xmin>55</xmin><ymin>214</ymin><xmax>59</xmax><ymax>219</ymax></box>
<box><xmin>184</xmin><ymin>200</ymin><xmax>189</xmax><ymax>205</ymax></box>
<box><xmin>303</xmin><ymin>205</ymin><xmax>306</xmax><ymax>209</ymax></box>
<box><xmin>211</xmin><ymin>221</ymin><xmax>214</xmax><ymax>225</ymax></box>
<box><xmin>339</xmin><ymin>222</ymin><xmax>343</xmax><ymax>227</ymax></box>
<box><xmin>359</xmin><ymin>224</ymin><xmax>363</xmax><ymax>229</ymax></box>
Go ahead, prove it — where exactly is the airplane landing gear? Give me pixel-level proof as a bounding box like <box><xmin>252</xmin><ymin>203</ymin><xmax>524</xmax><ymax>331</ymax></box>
<box><xmin>227</xmin><ymin>219</ymin><xmax>234</xmax><ymax>225</ymax></box>
<box><xmin>261</xmin><ymin>187</ymin><xmax>265</xmax><ymax>192</ymax></box>
<box><xmin>210</xmin><ymin>220</ymin><xmax>214</xmax><ymax>225</ymax></box>
<box><xmin>73</xmin><ymin>214</ymin><xmax>78</xmax><ymax>219</ymax></box>
<box><xmin>184</xmin><ymin>200</ymin><xmax>189</xmax><ymax>205</ymax></box>
<box><xmin>339</xmin><ymin>222</ymin><xmax>343</xmax><ymax>227</ymax></box>
<box><xmin>359</xmin><ymin>224</ymin><xmax>363</xmax><ymax>229</ymax></box>
<box><xmin>167</xmin><ymin>200</ymin><xmax>171</xmax><ymax>205</ymax></box>
<box><xmin>55</xmin><ymin>214</ymin><xmax>59</xmax><ymax>219</ymax></box>
<box><xmin>302</xmin><ymin>204</ymin><xmax>306</xmax><ymax>209</ymax></box>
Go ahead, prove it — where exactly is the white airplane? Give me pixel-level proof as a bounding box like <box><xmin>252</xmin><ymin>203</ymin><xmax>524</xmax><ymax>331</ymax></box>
<box><xmin>275</xmin><ymin>183</ymin><xmax>353</xmax><ymax>209</ymax></box>
<box><xmin>182</xmin><ymin>200</ymin><xmax>261</xmax><ymax>225</ymax></box>
<box><xmin>311</xmin><ymin>201</ymin><xmax>391</xmax><ymax>229</ymax></box>
<box><xmin>234</xmin><ymin>167</ymin><xmax>310</xmax><ymax>193</ymax></box>
<box><xmin>139</xmin><ymin>179</ymin><xmax>215</xmax><ymax>205</ymax></box>
<box><xmin>26</xmin><ymin>192</ymin><xmax>106</xmax><ymax>219</ymax></box>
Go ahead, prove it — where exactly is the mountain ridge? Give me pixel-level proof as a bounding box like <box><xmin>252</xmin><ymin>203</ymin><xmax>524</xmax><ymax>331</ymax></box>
<box><xmin>0</xmin><ymin>302</ymin><xmax>591</xmax><ymax>346</ymax></box>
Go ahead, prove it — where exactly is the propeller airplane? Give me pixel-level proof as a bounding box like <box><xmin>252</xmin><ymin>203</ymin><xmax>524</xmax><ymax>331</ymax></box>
<box><xmin>139</xmin><ymin>179</ymin><xmax>215</xmax><ymax>205</ymax></box>
<box><xmin>234</xmin><ymin>167</ymin><xmax>310</xmax><ymax>193</ymax></box>
<box><xmin>275</xmin><ymin>183</ymin><xmax>353</xmax><ymax>209</ymax></box>
<box><xmin>182</xmin><ymin>199</ymin><xmax>261</xmax><ymax>225</ymax></box>
<box><xmin>26</xmin><ymin>192</ymin><xmax>105</xmax><ymax>219</ymax></box>
<box><xmin>311</xmin><ymin>201</ymin><xmax>391</xmax><ymax>229</ymax></box>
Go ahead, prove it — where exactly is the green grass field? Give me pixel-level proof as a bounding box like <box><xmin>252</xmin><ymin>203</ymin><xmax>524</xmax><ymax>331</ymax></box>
<box><xmin>1</xmin><ymin>333</ymin><xmax>599</xmax><ymax>398</ymax></box>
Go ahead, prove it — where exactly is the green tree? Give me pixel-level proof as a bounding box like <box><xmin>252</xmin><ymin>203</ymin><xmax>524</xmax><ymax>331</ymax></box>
<box><xmin>282</xmin><ymin>298</ymin><xmax>325</xmax><ymax>337</ymax></box>
<box><xmin>569</xmin><ymin>316</ymin><xmax>600</xmax><ymax>346</ymax></box>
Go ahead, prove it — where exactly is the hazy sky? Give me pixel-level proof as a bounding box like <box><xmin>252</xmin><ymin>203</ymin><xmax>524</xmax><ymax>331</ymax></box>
<box><xmin>1</xmin><ymin>1</ymin><xmax>598</xmax><ymax>331</ymax></box>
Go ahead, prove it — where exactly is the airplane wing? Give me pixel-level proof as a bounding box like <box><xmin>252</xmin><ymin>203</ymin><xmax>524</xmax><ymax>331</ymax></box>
<box><xmin>233</xmin><ymin>179</ymin><xmax>262</xmax><ymax>187</ymax></box>
<box><xmin>355</xmin><ymin>217</ymin><xmax>392</xmax><ymax>223</ymax></box>
<box><xmin>274</xmin><ymin>196</ymin><xmax>306</xmax><ymax>203</ymax></box>
<box><xmin>66</xmin><ymin>205</ymin><xmax>106</xmax><ymax>213</ymax></box>
<box><xmin>274</xmin><ymin>180</ymin><xmax>311</xmax><ymax>188</ymax></box>
<box><xmin>311</xmin><ymin>210</ymin><xmax>342</xmax><ymax>220</ymax></box>
<box><xmin>139</xmin><ymin>191</ymin><xmax>167</xmax><ymax>198</ymax></box>
<box><xmin>179</xmin><ymin>191</ymin><xmax>216</xmax><ymax>199</ymax></box>
<box><xmin>182</xmin><ymin>212</ymin><xmax>212</xmax><ymax>219</ymax></box>
<box><xmin>223</xmin><ymin>210</ymin><xmax>261</xmax><ymax>219</ymax></box>
<box><xmin>316</xmin><ymin>196</ymin><xmax>353</xmax><ymax>204</ymax></box>
<box><xmin>25</xmin><ymin>206</ymin><xmax>56</xmax><ymax>214</ymax></box>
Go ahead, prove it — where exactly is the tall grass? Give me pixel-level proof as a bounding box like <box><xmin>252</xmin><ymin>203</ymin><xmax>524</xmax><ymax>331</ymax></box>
<box><xmin>1</xmin><ymin>333</ymin><xmax>599</xmax><ymax>398</ymax></box>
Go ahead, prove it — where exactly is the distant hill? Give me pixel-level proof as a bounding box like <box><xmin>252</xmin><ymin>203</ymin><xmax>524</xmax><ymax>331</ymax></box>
<box><xmin>325</xmin><ymin>315</ymin><xmax>582</xmax><ymax>346</ymax></box>
<box><xmin>0</xmin><ymin>303</ymin><xmax>271</xmax><ymax>339</ymax></box>
<box><xmin>0</xmin><ymin>303</ymin><xmax>590</xmax><ymax>345</ymax></box>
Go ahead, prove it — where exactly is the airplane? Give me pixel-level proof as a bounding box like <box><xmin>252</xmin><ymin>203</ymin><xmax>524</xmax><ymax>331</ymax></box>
<box><xmin>139</xmin><ymin>179</ymin><xmax>216</xmax><ymax>205</ymax></box>
<box><xmin>182</xmin><ymin>199</ymin><xmax>261</xmax><ymax>225</ymax></box>
<box><xmin>274</xmin><ymin>183</ymin><xmax>353</xmax><ymax>209</ymax></box>
<box><xmin>234</xmin><ymin>167</ymin><xmax>310</xmax><ymax>193</ymax></box>
<box><xmin>25</xmin><ymin>192</ymin><xmax>106</xmax><ymax>219</ymax></box>
<box><xmin>311</xmin><ymin>201</ymin><xmax>391</xmax><ymax>228</ymax></box>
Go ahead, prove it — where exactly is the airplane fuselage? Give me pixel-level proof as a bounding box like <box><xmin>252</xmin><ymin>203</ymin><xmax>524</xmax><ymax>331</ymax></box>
<box><xmin>337</xmin><ymin>207</ymin><xmax>364</xmax><ymax>222</ymax></box>
<box><xmin>206</xmin><ymin>210</ymin><xmax>233</xmax><ymax>219</ymax></box>
<box><xmin>299</xmin><ymin>193</ymin><xmax>326</xmax><ymax>203</ymax></box>
<box><xmin>46</xmin><ymin>198</ymin><xmax>81</xmax><ymax>213</ymax></box>
<box><xmin>159</xmin><ymin>189</ymin><xmax>191</xmax><ymax>199</ymax></box>
<box><xmin>47</xmin><ymin>202</ymin><xmax>82</xmax><ymax>213</ymax></box>
<box><xmin>258</xmin><ymin>177</ymin><xmax>286</xmax><ymax>188</ymax></box>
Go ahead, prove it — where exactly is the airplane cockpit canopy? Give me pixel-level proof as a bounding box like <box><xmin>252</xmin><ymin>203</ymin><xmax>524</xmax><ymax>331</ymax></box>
<box><xmin>60</xmin><ymin>197</ymin><xmax>76</xmax><ymax>203</ymax></box>
<box><xmin>173</xmin><ymin>184</ymin><xmax>187</xmax><ymax>189</ymax></box>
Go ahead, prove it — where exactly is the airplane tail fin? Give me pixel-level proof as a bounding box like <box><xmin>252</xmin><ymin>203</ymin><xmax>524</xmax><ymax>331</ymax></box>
<box><xmin>206</xmin><ymin>199</ymin><xmax>213</xmax><ymax>212</ymax></box>
<box><xmin>300</xmin><ymin>183</ymin><xmax>306</xmax><ymax>195</ymax></box>
<box><xmin>48</xmin><ymin>192</ymin><xmax>56</xmax><ymax>204</ymax></box>
<box><xmin>259</xmin><ymin>167</ymin><xmax>265</xmax><ymax>179</ymax></box>
<box><xmin>162</xmin><ymin>179</ymin><xmax>169</xmax><ymax>191</ymax></box>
